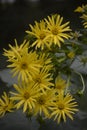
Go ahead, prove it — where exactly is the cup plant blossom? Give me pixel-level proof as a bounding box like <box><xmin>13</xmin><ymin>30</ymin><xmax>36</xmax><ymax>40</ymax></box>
<box><xmin>0</xmin><ymin>4</ymin><xmax>87</xmax><ymax>125</ymax></box>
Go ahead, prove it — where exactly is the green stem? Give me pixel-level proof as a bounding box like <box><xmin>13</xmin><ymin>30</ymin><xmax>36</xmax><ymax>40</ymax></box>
<box><xmin>65</xmin><ymin>75</ymin><xmax>71</xmax><ymax>94</ymax></box>
<box><xmin>74</xmin><ymin>70</ymin><xmax>85</xmax><ymax>94</ymax></box>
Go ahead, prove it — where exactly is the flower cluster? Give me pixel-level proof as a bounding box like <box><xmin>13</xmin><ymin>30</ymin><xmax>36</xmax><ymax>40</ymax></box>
<box><xmin>75</xmin><ymin>4</ymin><xmax>87</xmax><ymax>28</ymax></box>
<box><xmin>0</xmin><ymin>7</ymin><xmax>87</xmax><ymax>124</ymax></box>
<box><xmin>25</xmin><ymin>14</ymin><xmax>71</xmax><ymax>50</ymax></box>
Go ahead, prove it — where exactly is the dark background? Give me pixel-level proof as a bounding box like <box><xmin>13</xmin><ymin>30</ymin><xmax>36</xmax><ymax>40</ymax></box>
<box><xmin>0</xmin><ymin>1</ymin><xmax>87</xmax><ymax>130</ymax></box>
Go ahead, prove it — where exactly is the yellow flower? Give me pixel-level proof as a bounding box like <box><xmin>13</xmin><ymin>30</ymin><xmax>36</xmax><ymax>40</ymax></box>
<box><xmin>81</xmin><ymin>14</ymin><xmax>87</xmax><ymax>21</ymax></box>
<box><xmin>74</xmin><ymin>4</ymin><xmax>87</xmax><ymax>13</ymax></box>
<box><xmin>55</xmin><ymin>76</ymin><xmax>67</xmax><ymax>92</ymax></box>
<box><xmin>3</xmin><ymin>39</ymin><xmax>29</xmax><ymax>60</ymax></box>
<box><xmin>50</xmin><ymin>92</ymin><xmax>78</xmax><ymax>124</ymax></box>
<box><xmin>0</xmin><ymin>92</ymin><xmax>14</xmax><ymax>117</ymax></box>
<box><xmin>44</xmin><ymin>14</ymin><xmax>71</xmax><ymax>47</ymax></box>
<box><xmin>33</xmin><ymin>68</ymin><xmax>54</xmax><ymax>93</ymax></box>
<box><xmin>83</xmin><ymin>21</ymin><xmax>87</xmax><ymax>28</ymax></box>
<box><xmin>67</xmin><ymin>51</ymin><xmax>75</xmax><ymax>59</ymax></box>
<box><xmin>33</xmin><ymin>89</ymin><xmax>56</xmax><ymax>118</ymax></box>
<box><xmin>10</xmin><ymin>82</ymin><xmax>40</xmax><ymax>112</ymax></box>
<box><xmin>7</xmin><ymin>51</ymin><xmax>41</xmax><ymax>82</ymax></box>
<box><xmin>38</xmin><ymin>53</ymin><xmax>53</xmax><ymax>70</ymax></box>
<box><xmin>74</xmin><ymin>6</ymin><xmax>84</xmax><ymax>13</ymax></box>
<box><xmin>81</xmin><ymin>14</ymin><xmax>87</xmax><ymax>28</ymax></box>
<box><xmin>26</xmin><ymin>20</ymin><xmax>50</xmax><ymax>50</ymax></box>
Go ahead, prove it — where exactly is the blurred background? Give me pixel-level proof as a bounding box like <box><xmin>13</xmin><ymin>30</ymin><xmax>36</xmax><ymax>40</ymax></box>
<box><xmin>0</xmin><ymin>1</ymin><xmax>87</xmax><ymax>130</ymax></box>
<box><xmin>0</xmin><ymin>0</ymin><xmax>87</xmax><ymax>50</ymax></box>
<box><xmin>0</xmin><ymin>0</ymin><xmax>87</xmax><ymax>130</ymax></box>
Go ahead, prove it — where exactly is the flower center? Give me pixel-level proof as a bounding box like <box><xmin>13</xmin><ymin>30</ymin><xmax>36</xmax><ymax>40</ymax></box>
<box><xmin>21</xmin><ymin>62</ymin><xmax>28</xmax><ymax>69</ymax></box>
<box><xmin>35</xmin><ymin>77</ymin><xmax>41</xmax><ymax>84</ymax></box>
<box><xmin>52</xmin><ymin>28</ymin><xmax>58</xmax><ymax>35</ymax></box>
<box><xmin>38</xmin><ymin>98</ymin><xmax>45</xmax><ymax>105</ymax></box>
<box><xmin>3</xmin><ymin>105</ymin><xmax>8</xmax><ymax>111</ymax></box>
<box><xmin>24</xmin><ymin>92</ymin><xmax>30</xmax><ymax>99</ymax></box>
<box><xmin>39</xmin><ymin>33</ymin><xmax>45</xmax><ymax>40</ymax></box>
<box><xmin>58</xmin><ymin>103</ymin><xmax>64</xmax><ymax>110</ymax></box>
<box><xmin>56</xmin><ymin>85</ymin><xmax>63</xmax><ymax>89</ymax></box>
